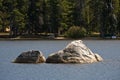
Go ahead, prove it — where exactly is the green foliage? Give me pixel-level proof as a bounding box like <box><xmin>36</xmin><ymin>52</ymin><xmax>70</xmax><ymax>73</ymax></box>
<box><xmin>12</xmin><ymin>9</ymin><xmax>25</xmax><ymax>29</ymax></box>
<box><xmin>60</xmin><ymin>0</ymin><xmax>75</xmax><ymax>29</ymax></box>
<box><xmin>65</xmin><ymin>26</ymin><xmax>86</xmax><ymax>38</ymax></box>
<box><xmin>47</xmin><ymin>0</ymin><xmax>61</xmax><ymax>33</ymax></box>
<box><xmin>27</xmin><ymin>0</ymin><xmax>43</xmax><ymax>34</ymax></box>
<box><xmin>0</xmin><ymin>0</ymin><xmax>120</xmax><ymax>37</ymax></box>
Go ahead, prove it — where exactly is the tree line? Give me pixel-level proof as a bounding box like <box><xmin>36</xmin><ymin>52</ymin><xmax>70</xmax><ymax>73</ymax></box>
<box><xmin>0</xmin><ymin>0</ymin><xmax>120</xmax><ymax>37</ymax></box>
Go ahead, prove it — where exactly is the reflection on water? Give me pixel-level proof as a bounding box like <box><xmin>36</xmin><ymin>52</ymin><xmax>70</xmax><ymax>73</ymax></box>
<box><xmin>0</xmin><ymin>40</ymin><xmax>120</xmax><ymax>80</ymax></box>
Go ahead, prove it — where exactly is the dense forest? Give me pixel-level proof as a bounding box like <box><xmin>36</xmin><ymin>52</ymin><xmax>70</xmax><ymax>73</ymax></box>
<box><xmin>0</xmin><ymin>0</ymin><xmax>120</xmax><ymax>38</ymax></box>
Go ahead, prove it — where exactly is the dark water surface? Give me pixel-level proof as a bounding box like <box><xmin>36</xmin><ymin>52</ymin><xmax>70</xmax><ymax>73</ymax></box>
<box><xmin>0</xmin><ymin>40</ymin><xmax>120</xmax><ymax>80</ymax></box>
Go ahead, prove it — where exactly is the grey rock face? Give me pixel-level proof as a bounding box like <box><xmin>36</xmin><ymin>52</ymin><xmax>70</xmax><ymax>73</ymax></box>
<box><xmin>46</xmin><ymin>40</ymin><xmax>103</xmax><ymax>64</ymax></box>
<box><xmin>13</xmin><ymin>50</ymin><xmax>45</xmax><ymax>63</ymax></box>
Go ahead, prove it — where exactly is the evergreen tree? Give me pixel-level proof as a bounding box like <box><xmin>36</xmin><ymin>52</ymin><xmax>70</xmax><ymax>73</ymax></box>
<box><xmin>59</xmin><ymin>0</ymin><xmax>75</xmax><ymax>33</ymax></box>
<box><xmin>0</xmin><ymin>0</ymin><xmax>13</xmax><ymax>32</ymax></box>
<box><xmin>0</xmin><ymin>0</ymin><xmax>119</xmax><ymax>37</ymax></box>
<box><xmin>114</xmin><ymin>0</ymin><xmax>120</xmax><ymax>35</ymax></box>
<box><xmin>0</xmin><ymin>0</ymin><xmax>3</xmax><ymax>31</ymax></box>
<box><xmin>48</xmin><ymin>0</ymin><xmax>61</xmax><ymax>33</ymax></box>
<box><xmin>89</xmin><ymin>0</ymin><xmax>104</xmax><ymax>32</ymax></box>
<box><xmin>27</xmin><ymin>0</ymin><xmax>43</xmax><ymax>34</ymax></box>
<box><xmin>73</xmin><ymin>0</ymin><xmax>85</xmax><ymax>27</ymax></box>
<box><xmin>42</xmin><ymin>0</ymin><xmax>49</xmax><ymax>33</ymax></box>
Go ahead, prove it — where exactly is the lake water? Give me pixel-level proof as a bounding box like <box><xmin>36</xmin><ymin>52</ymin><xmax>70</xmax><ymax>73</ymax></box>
<box><xmin>0</xmin><ymin>40</ymin><xmax>120</xmax><ymax>80</ymax></box>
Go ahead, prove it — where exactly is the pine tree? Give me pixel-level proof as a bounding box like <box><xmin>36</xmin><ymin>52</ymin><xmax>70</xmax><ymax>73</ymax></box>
<box><xmin>73</xmin><ymin>0</ymin><xmax>85</xmax><ymax>27</ymax></box>
<box><xmin>0</xmin><ymin>0</ymin><xmax>13</xmax><ymax>32</ymax></box>
<box><xmin>27</xmin><ymin>0</ymin><xmax>43</xmax><ymax>34</ymax></box>
<box><xmin>89</xmin><ymin>0</ymin><xmax>104</xmax><ymax>32</ymax></box>
<box><xmin>59</xmin><ymin>0</ymin><xmax>75</xmax><ymax>33</ymax></box>
<box><xmin>47</xmin><ymin>0</ymin><xmax>61</xmax><ymax>33</ymax></box>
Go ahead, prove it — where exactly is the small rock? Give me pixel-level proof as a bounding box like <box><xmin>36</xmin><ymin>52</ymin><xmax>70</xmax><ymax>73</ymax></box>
<box><xmin>46</xmin><ymin>40</ymin><xmax>103</xmax><ymax>64</ymax></box>
<box><xmin>13</xmin><ymin>50</ymin><xmax>45</xmax><ymax>63</ymax></box>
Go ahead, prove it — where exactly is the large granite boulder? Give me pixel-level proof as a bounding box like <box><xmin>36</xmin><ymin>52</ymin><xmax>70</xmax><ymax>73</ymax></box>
<box><xmin>46</xmin><ymin>40</ymin><xmax>103</xmax><ymax>64</ymax></box>
<box><xmin>13</xmin><ymin>50</ymin><xmax>45</xmax><ymax>63</ymax></box>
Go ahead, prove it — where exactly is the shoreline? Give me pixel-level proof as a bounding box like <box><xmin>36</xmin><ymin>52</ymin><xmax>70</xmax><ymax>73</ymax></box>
<box><xmin>0</xmin><ymin>36</ymin><xmax>120</xmax><ymax>41</ymax></box>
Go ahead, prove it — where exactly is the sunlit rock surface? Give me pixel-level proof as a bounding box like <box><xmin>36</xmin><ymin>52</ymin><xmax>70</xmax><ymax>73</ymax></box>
<box><xmin>46</xmin><ymin>40</ymin><xmax>103</xmax><ymax>64</ymax></box>
<box><xmin>13</xmin><ymin>50</ymin><xmax>45</xmax><ymax>63</ymax></box>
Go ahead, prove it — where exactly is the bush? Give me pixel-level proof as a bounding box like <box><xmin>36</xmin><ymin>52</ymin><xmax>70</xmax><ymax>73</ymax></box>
<box><xmin>65</xmin><ymin>26</ymin><xmax>86</xmax><ymax>38</ymax></box>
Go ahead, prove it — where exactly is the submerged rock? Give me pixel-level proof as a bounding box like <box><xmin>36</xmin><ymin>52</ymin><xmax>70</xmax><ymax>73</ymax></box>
<box><xmin>46</xmin><ymin>40</ymin><xmax>103</xmax><ymax>64</ymax></box>
<box><xmin>13</xmin><ymin>50</ymin><xmax>45</xmax><ymax>63</ymax></box>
